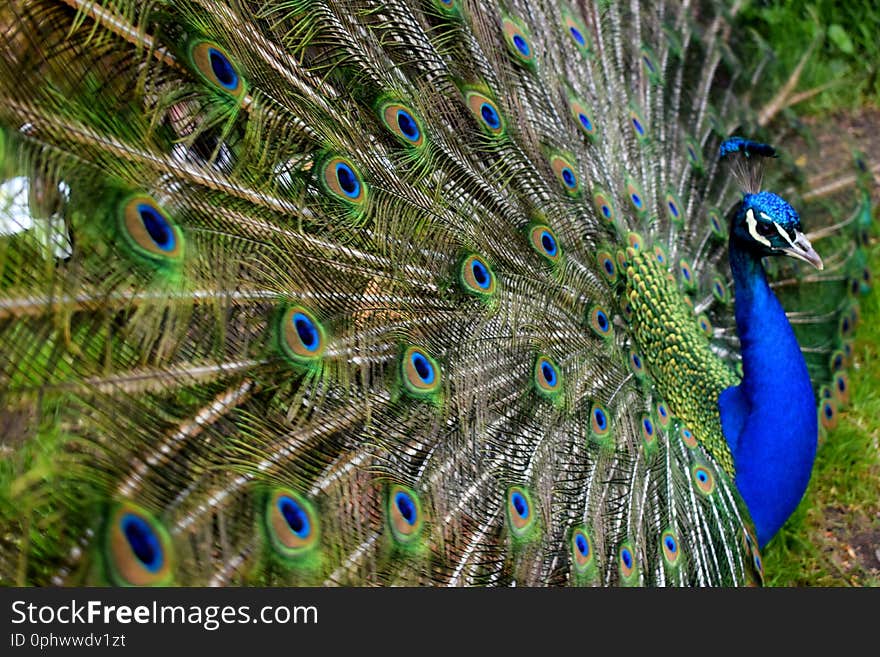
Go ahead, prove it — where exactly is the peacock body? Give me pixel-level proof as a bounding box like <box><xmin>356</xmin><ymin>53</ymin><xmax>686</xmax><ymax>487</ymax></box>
<box><xmin>0</xmin><ymin>0</ymin><xmax>872</xmax><ymax>587</ymax></box>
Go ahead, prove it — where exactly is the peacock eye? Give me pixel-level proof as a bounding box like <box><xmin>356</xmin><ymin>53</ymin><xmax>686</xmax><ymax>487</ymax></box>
<box><xmin>756</xmin><ymin>222</ymin><xmax>776</xmax><ymax>237</ymax></box>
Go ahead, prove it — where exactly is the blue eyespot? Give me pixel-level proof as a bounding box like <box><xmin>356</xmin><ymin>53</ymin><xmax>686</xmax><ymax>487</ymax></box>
<box><xmin>105</xmin><ymin>504</ymin><xmax>175</xmax><ymax>585</ymax></box>
<box><xmin>594</xmin><ymin>408</ymin><xmax>607</xmax><ymax>430</ymax></box>
<box><xmin>396</xmin><ymin>109</ymin><xmax>420</xmax><ymax>142</ymax></box>
<box><xmin>292</xmin><ymin>312</ymin><xmax>320</xmax><ymax>352</ymax></box>
<box><xmin>380</xmin><ymin>102</ymin><xmax>425</xmax><ymax>147</ymax></box>
<box><xmin>680</xmin><ymin>427</ymin><xmax>697</xmax><ymax>448</ymax></box>
<box><xmin>387</xmin><ymin>485</ymin><xmax>423</xmax><ymax>543</ymax></box>
<box><xmin>265</xmin><ymin>489</ymin><xmax>320</xmax><ymax>559</ymax></box>
<box><xmin>571</xmin><ymin>527</ymin><xmax>594</xmax><ymax>573</ymax></box>
<box><xmin>481</xmin><ymin>103</ymin><xmax>501</xmax><ymax>129</ymax></box>
<box><xmin>643</xmin><ymin>418</ymin><xmax>653</xmax><ymax>435</ymax></box>
<box><xmin>534</xmin><ymin>356</ymin><xmax>562</xmax><ymax>397</ymax></box>
<box><xmin>322</xmin><ymin>156</ymin><xmax>367</xmax><ymax>206</ymax></box>
<box><xmin>278</xmin><ymin>496</ymin><xmax>311</xmax><ymax>539</ymax></box>
<box><xmin>208</xmin><ymin>48</ymin><xmax>238</xmax><ymax>90</ymax></box>
<box><xmin>529</xmin><ymin>224</ymin><xmax>562</xmax><ymax>262</ymax></box>
<box><xmin>579</xmin><ymin>113</ymin><xmax>592</xmax><ymax>131</ymax></box>
<box><xmin>621</xmin><ymin>547</ymin><xmax>632</xmax><ymax>569</ymax></box>
<box><xmin>401</xmin><ymin>346</ymin><xmax>442</xmax><ymax>396</ymax></box>
<box><xmin>280</xmin><ymin>305</ymin><xmax>326</xmax><ymax>365</ymax></box>
<box><xmin>335</xmin><ymin>162</ymin><xmax>361</xmax><ymax>198</ymax></box>
<box><xmin>632</xmin><ymin>117</ymin><xmax>644</xmax><ymax>135</ymax></box>
<box><xmin>190</xmin><ymin>42</ymin><xmax>245</xmax><ymax>97</ymax></box>
<box><xmin>137</xmin><ymin>204</ymin><xmax>175</xmax><ymax>252</ymax></box>
<box><xmin>411</xmin><ymin>351</ymin><xmax>435</xmax><ymax>385</ymax></box>
<box><xmin>121</xmin><ymin>514</ymin><xmax>163</xmax><ymax>572</ymax></box>
<box><xmin>664</xmin><ymin>536</ymin><xmax>676</xmax><ymax>553</ymax></box>
<box><xmin>460</xmin><ymin>254</ymin><xmax>496</xmax><ymax>297</ymax></box>
<box><xmin>691</xmin><ymin>463</ymin><xmax>717</xmax><ymax>494</ymax></box>
<box><xmin>506</xmin><ymin>487</ymin><xmax>536</xmax><ymax>537</ymax></box>
<box><xmin>471</xmin><ymin>259</ymin><xmax>490</xmax><ymax>289</ymax></box>
<box><xmin>570</xmin><ymin>26</ymin><xmax>585</xmax><ymax>46</ymax></box>
<box><xmin>511</xmin><ymin>491</ymin><xmax>529</xmax><ymax>518</ymax></box>
<box><xmin>395</xmin><ymin>491</ymin><xmax>417</xmax><ymax>526</ymax></box>
<box><xmin>513</xmin><ymin>34</ymin><xmax>530</xmax><ymax>57</ymax></box>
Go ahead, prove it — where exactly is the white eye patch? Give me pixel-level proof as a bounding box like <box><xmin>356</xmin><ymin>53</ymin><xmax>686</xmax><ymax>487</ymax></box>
<box><xmin>774</xmin><ymin>221</ymin><xmax>798</xmax><ymax>248</ymax></box>
<box><xmin>745</xmin><ymin>208</ymin><xmax>771</xmax><ymax>247</ymax></box>
<box><xmin>745</xmin><ymin>208</ymin><xmax>798</xmax><ymax>250</ymax></box>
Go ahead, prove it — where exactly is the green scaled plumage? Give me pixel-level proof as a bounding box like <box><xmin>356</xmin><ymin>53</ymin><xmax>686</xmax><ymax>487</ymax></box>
<box><xmin>0</xmin><ymin>0</ymin><xmax>872</xmax><ymax>587</ymax></box>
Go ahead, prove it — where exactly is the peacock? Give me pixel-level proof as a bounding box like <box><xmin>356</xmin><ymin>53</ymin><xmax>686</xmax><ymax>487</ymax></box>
<box><xmin>0</xmin><ymin>0</ymin><xmax>873</xmax><ymax>588</ymax></box>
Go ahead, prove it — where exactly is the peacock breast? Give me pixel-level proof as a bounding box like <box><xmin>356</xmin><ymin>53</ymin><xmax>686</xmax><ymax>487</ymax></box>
<box><xmin>624</xmin><ymin>246</ymin><xmax>739</xmax><ymax>475</ymax></box>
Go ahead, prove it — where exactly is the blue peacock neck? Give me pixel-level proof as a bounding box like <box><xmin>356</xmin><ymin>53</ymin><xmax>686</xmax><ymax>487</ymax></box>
<box><xmin>719</xmin><ymin>226</ymin><xmax>818</xmax><ymax>548</ymax></box>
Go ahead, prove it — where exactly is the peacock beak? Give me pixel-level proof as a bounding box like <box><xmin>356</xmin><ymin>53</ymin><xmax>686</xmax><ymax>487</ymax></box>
<box><xmin>780</xmin><ymin>230</ymin><xmax>823</xmax><ymax>270</ymax></box>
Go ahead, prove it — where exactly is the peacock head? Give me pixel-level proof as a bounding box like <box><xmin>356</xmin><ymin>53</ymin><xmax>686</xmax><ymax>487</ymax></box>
<box><xmin>733</xmin><ymin>191</ymin><xmax>823</xmax><ymax>270</ymax></box>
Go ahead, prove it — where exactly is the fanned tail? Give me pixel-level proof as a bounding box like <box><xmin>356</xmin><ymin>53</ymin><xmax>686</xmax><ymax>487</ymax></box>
<box><xmin>0</xmin><ymin>0</ymin><xmax>862</xmax><ymax>587</ymax></box>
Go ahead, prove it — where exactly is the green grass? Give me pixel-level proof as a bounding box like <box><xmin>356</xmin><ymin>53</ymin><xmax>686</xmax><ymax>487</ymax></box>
<box><xmin>762</xmin><ymin>240</ymin><xmax>880</xmax><ymax>586</ymax></box>
<box><xmin>740</xmin><ymin>0</ymin><xmax>880</xmax><ymax>114</ymax></box>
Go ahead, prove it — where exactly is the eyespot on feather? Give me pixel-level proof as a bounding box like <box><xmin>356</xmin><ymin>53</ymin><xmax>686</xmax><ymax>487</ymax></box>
<box><xmin>588</xmin><ymin>305</ymin><xmax>613</xmax><ymax>338</ymax></box>
<box><xmin>264</xmin><ymin>489</ymin><xmax>320</xmax><ymax>559</ymax></box>
<box><xmin>279</xmin><ymin>305</ymin><xmax>326</xmax><ymax>365</ymax></box>
<box><xmin>655</xmin><ymin>401</ymin><xmax>670</xmax><ymax>428</ymax></box>
<box><xmin>618</xmin><ymin>541</ymin><xmax>638</xmax><ymax>582</ymax></box>
<box><xmin>570</xmin><ymin>97</ymin><xmax>598</xmax><ymax>141</ymax></box>
<box><xmin>597</xmin><ymin>250</ymin><xmax>618</xmax><ymax>283</ymax></box>
<box><xmin>387</xmin><ymin>485</ymin><xmax>424</xmax><ymax>544</ymax></box>
<box><xmin>321</xmin><ymin>156</ymin><xmax>367</xmax><ymax>205</ymax></box>
<box><xmin>660</xmin><ymin>529</ymin><xmax>681</xmax><ymax>567</ymax></box>
<box><xmin>528</xmin><ymin>223</ymin><xmax>562</xmax><ymax>263</ymax></box>
<box><xmin>570</xmin><ymin>526</ymin><xmax>595</xmax><ymax>574</ymax></box>
<box><xmin>502</xmin><ymin>17</ymin><xmax>536</xmax><ymax>67</ymax></box>
<box><xmin>379</xmin><ymin>101</ymin><xmax>425</xmax><ymax>147</ymax></box>
<box><xmin>533</xmin><ymin>355</ymin><xmax>563</xmax><ymax>398</ymax></box>
<box><xmin>590</xmin><ymin>402</ymin><xmax>610</xmax><ymax>437</ymax></box>
<box><xmin>459</xmin><ymin>253</ymin><xmax>497</xmax><ymax>297</ymax></box>
<box><xmin>550</xmin><ymin>154</ymin><xmax>580</xmax><ymax>195</ymax></box>
<box><xmin>625</xmin><ymin>176</ymin><xmax>646</xmax><ymax>214</ymax></box>
<box><xmin>629</xmin><ymin>349</ymin><xmax>645</xmax><ymax>377</ymax></box>
<box><xmin>691</xmin><ymin>464</ymin><xmax>716</xmax><ymax>495</ymax></box>
<box><xmin>665</xmin><ymin>190</ymin><xmax>684</xmax><ymax>226</ymax></box>
<box><xmin>104</xmin><ymin>502</ymin><xmax>174</xmax><ymax>586</ymax></box>
<box><xmin>562</xmin><ymin>12</ymin><xmax>592</xmax><ymax>55</ymax></box>
<box><xmin>401</xmin><ymin>345</ymin><xmax>441</xmax><ymax>397</ymax></box>
<box><xmin>680</xmin><ymin>425</ymin><xmax>698</xmax><ymax>449</ymax></box>
<box><xmin>119</xmin><ymin>195</ymin><xmax>184</xmax><ymax>264</ymax></box>
<box><xmin>189</xmin><ymin>41</ymin><xmax>246</xmax><ymax>97</ymax></box>
<box><xmin>464</xmin><ymin>90</ymin><xmax>505</xmax><ymax>136</ymax></box>
<box><xmin>506</xmin><ymin>486</ymin><xmax>536</xmax><ymax>537</ymax></box>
